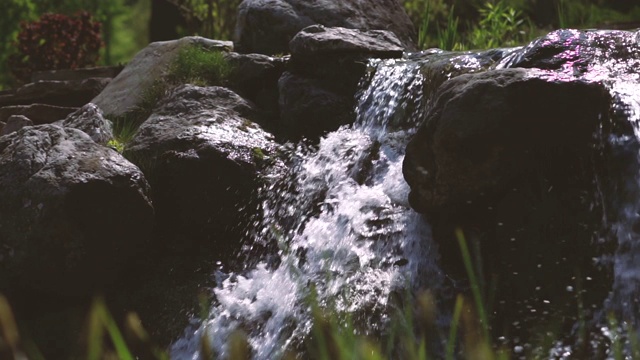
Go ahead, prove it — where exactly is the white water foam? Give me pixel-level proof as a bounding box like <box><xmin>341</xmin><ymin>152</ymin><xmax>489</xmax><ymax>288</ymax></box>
<box><xmin>171</xmin><ymin>59</ymin><xmax>442</xmax><ymax>359</ymax></box>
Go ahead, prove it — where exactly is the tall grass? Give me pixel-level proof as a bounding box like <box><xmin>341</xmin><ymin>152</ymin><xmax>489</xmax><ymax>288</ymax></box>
<box><xmin>1</xmin><ymin>227</ymin><xmax>638</xmax><ymax>359</ymax></box>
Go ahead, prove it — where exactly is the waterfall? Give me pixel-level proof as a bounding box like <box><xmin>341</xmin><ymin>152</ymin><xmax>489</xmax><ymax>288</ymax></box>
<box><xmin>171</xmin><ymin>30</ymin><xmax>640</xmax><ymax>359</ymax></box>
<box><xmin>171</xmin><ymin>59</ymin><xmax>444</xmax><ymax>359</ymax></box>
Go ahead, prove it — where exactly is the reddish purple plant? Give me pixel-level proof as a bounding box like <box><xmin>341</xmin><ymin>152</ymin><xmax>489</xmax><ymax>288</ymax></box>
<box><xmin>9</xmin><ymin>11</ymin><xmax>103</xmax><ymax>83</ymax></box>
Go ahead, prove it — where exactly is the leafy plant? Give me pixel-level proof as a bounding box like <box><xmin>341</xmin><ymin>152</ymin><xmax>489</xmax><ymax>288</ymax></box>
<box><xmin>172</xmin><ymin>0</ymin><xmax>241</xmax><ymax>40</ymax></box>
<box><xmin>437</xmin><ymin>6</ymin><xmax>464</xmax><ymax>51</ymax></box>
<box><xmin>8</xmin><ymin>11</ymin><xmax>103</xmax><ymax>84</ymax></box>
<box><xmin>417</xmin><ymin>1</ymin><xmax>431</xmax><ymax>50</ymax></box>
<box><xmin>468</xmin><ymin>1</ymin><xmax>526</xmax><ymax>49</ymax></box>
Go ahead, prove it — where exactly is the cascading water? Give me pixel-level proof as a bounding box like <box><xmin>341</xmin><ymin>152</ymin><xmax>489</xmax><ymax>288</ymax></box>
<box><xmin>171</xmin><ymin>29</ymin><xmax>640</xmax><ymax>359</ymax></box>
<box><xmin>171</xmin><ymin>58</ymin><xmax>448</xmax><ymax>359</ymax></box>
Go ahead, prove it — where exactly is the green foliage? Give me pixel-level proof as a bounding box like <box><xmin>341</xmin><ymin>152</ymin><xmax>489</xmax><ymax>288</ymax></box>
<box><xmin>108</xmin><ymin>117</ymin><xmax>142</xmax><ymax>153</ymax></box>
<box><xmin>169</xmin><ymin>45</ymin><xmax>233</xmax><ymax>86</ymax></box>
<box><xmin>410</xmin><ymin>0</ymin><xmax>640</xmax><ymax>51</ymax></box>
<box><xmin>8</xmin><ymin>11</ymin><xmax>103</xmax><ymax>84</ymax></box>
<box><xmin>468</xmin><ymin>1</ymin><xmax>526</xmax><ymax>49</ymax></box>
<box><xmin>0</xmin><ymin>0</ymin><xmax>149</xmax><ymax>89</ymax></box>
<box><xmin>0</xmin><ymin>0</ymin><xmax>36</xmax><ymax>88</ymax></box>
<box><xmin>177</xmin><ymin>0</ymin><xmax>241</xmax><ymax>40</ymax></box>
<box><xmin>437</xmin><ymin>6</ymin><xmax>463</xmax><ymax>51</ymax></box>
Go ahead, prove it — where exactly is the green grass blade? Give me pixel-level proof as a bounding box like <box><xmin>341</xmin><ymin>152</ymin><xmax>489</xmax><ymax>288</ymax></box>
<box><xmin>455</xmin><ymin>228</ymin><xmax>489</xmax><ymax>337</ymax></box>
<box><xmin>446</xmin><ymin>295</ymin><xmax>464</xmax><ymax>360</ymax></box>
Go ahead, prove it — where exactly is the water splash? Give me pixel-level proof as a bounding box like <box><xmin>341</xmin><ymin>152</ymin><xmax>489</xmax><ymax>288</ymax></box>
<box><xmin>171</xmin><ymin>59</ymin><xmax>442</xmax><ymax>359</ymax></box>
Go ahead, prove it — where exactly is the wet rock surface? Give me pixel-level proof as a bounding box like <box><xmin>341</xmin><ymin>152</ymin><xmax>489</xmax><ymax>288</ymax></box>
<box><xmin>0</xmin><ymin>124</ymin><xmax>154</xmax><ymax>296</ymax></box>
<box><xmin>234</xmin><ymin>0</ymin><xmax>416</xmax><ymax>55</ymax></box>
<box><xmin>404</xmin><ymin>29</ymin><xmax>640</xmax><ymax>349</ymax></box>
<box><xmin>404</xmin><ymin>68</ymin><xmax>611</xmax><ymax>213</ymax></box>
<box><xmin>289</xmin><ymin>25</ymin><xmax>404</xmax><ymax>60</ymax></box>
<box><xmin>124</xmin><ymin>84</ymin><xmax>281</xmax><ymax>250</ymax></box>
<box><xmin>278</xmin><ymin>26</ymin><xmax>407</xmax><ymax>140</ymax></box>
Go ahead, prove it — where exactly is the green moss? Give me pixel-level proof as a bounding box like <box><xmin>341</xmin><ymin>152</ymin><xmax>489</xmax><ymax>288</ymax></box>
<box><xmin>252</xmin><ymin>147</ymin><xmax>265</xmax><ymax>161</ymax></box>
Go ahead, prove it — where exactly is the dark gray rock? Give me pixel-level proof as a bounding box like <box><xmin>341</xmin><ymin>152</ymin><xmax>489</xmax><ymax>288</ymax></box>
<box><xmin>288</xmin><ymin>25</ymin><xmax>405</xmax><ymax>88</ymax></box>
<box><xmin>404</xmin><ymin>67</ymin><xmax>621</xmax><ymax>344</ymax></box>
<box><xmin>0</xmin><ymin>124</ymin><xmax>154</xmax><ymax>295</ymax></box>
<box><xmin>59</xmin><ymin>103</ymin><xmax>113</xmax><ymax>145</ymax></box>
<box><xmin>0</xmin><ymin>115</ymin><xmax>33</xmax><ymax>136</ymax></box>
<box><xmin>124</xmin><ymin>84</ymin><xmax>280</xmax><ymax>249</ymax></box>
<box><xmin>235</xmin><ymin>0</ymin><xmax>416</xmax><ymax>55</ymax></box>
<box><xmin>278</xmin><ymin>71</ymin><xmax>353</xmax><ymax>140</ymax></box>
<box><xmin>0</xmin><ymin>78</ymin><xmax>111</xmax><ymax>108</ymax></box>
<box><xmin>403</xmin><ymin>68</ymin><xmax>611</xmax><ymax>213</ymax></box>
<box><xmin>0</xmin><ymin>104</ymin><xmax>78</xmax><ymax>126</ymax></box>
<box><xmin>224</xmin><ymin>52</ymin><xmax>288</xmax><ymax>126</ymax></box>
<box><xmin>92</xmin><ymin>37</ymin><xmax>233</xmax><ymax>118</ymax></box>
<box><xmin>290</xmin><ymin>25</ymin><xmax>404</xmax><ymax>59</ymax></box>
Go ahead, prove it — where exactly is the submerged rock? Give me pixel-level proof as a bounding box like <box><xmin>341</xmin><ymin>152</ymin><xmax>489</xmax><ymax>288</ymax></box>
<box><xmin>0</xmin><ymin>124</ymin><xmax>154</xmax><ymax>296</ymax></box>
<box><xmin>234</xmin><ymin>0</ymin><xmax>416</xmax><ymax>55</ymax></box>
<box><xmin>124</xmin><ymin>85</ymin><xmax>281</xmax><ymax>250</ymax></box>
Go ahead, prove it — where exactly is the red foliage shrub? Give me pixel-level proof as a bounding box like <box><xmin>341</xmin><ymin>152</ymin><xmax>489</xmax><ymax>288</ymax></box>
<box><xmin>9</xmin><ymin>11</ymin><xmax>103</xmax><ymax>83</ymax></box>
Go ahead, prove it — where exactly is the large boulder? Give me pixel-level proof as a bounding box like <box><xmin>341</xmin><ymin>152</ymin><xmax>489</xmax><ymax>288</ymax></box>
<box><xmin>124</xmin><ymin>85</ymin><xmax>281</xmax><ymax>250</ymax></box>
<box><xmin>0</xmin><ymin>124</ymin><xmax>154</xmax><ymax>296</ymax></box>
<box><xmin>499</xmin><ymin>29</ymin><xmax>640</xmax><ymax>74</ymax></box>
<box><xmin>234</xmin><ymin>0</ymin><xmax>416</xmax><ymax>55</ymax></box>
<box><xmin>404</xmin><ymin>68</ymin><xmax>612</xmax><ymax>213</ymax></box>
<box><xmin>288</xmin><ymin>25</ymin><xmax>405</xmax><ymax>82</ymax></box>
<box><xmin>278</xmin><ymin>26</ymin><xmax>406</xmax><ymax>140</ymax></box>
<box><xmin>403</xmin><ymin>68</ymin><xmax>619</xmax><ymax>340</ymax></box>
<box><xmin>92</xmin><ymin>37</ymin><xmax>233</xmax><ymax>118</ymax></box>
<box><xmin>289</xmin><ymin>25</ymin><xmax>404</xmax><ymax>60</ymax></box>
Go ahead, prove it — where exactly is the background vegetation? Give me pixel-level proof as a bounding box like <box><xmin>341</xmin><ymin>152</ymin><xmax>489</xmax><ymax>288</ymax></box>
<box><xmin>1</xmin><ymin>0</ymin><xmax>639</xmax><ymax>89</ymax></box>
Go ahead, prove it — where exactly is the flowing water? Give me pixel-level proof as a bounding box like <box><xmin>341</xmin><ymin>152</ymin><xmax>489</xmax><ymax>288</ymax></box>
<box><xmin>171</xmin><ymin>58</ymin><xmax>449</xmax><ymax>359</ymax></box>
<box><xmin>172</xmin><ymin>29</ymin><xmax>640</xmax><ymax>359</ymax></box>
